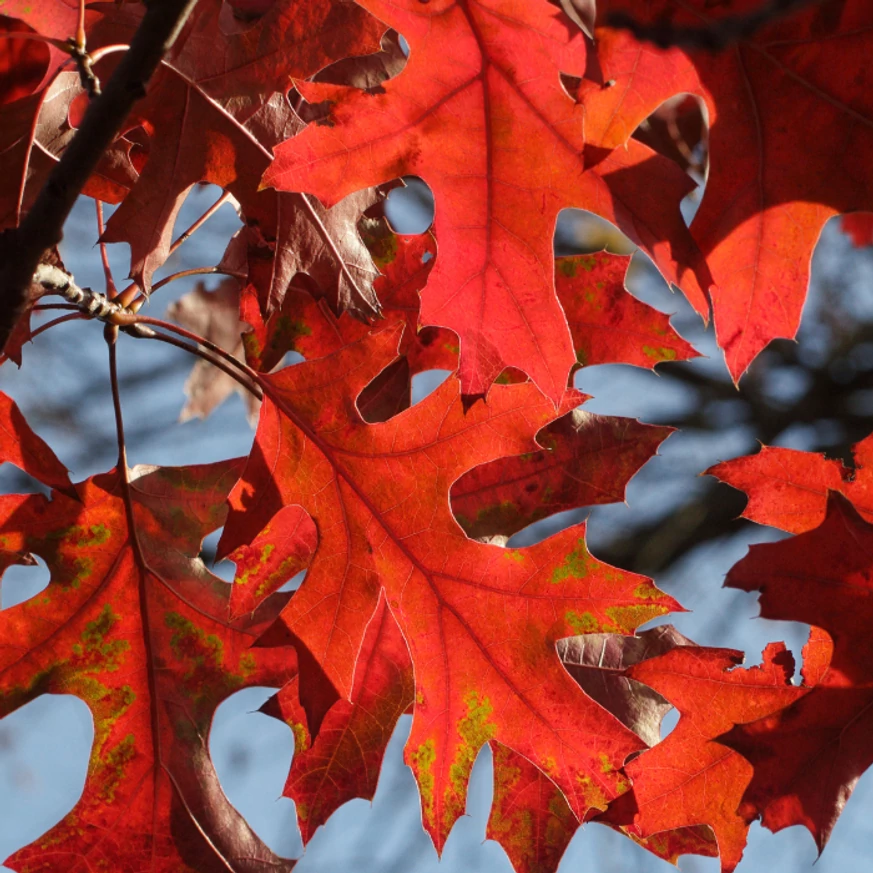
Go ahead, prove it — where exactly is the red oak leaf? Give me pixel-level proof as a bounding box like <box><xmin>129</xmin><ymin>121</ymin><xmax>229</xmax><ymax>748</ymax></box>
<box><xmin>451</xmin><ymin>410</ymin><xmax>673</xmax><ymax>544</ymax></box>
<box><xmin>555</xmin><ymin>252</ymin><xmax>696</xmax><ymax>370</ymax></box>
<box><xmin>706</xmin><ymin>433</ymin><xmax>873</xmax><ymax>533</ymax></box>
<box><xmin>103</xmin><ymin>79</ymin><xmax>386</xmax><ymax>315</ymax></box>
<box><xmin>227</xmin><ymin>502</ymin><xmax>316</xmax><ymax>618</ymax></box>
<box><xmin>557</xmin><ymin>624</ymin><xmax>695</xmax><ymax>748</ymax></box>
<box><xmin>491</xmin><ymin>625</ymin><xmax>718</xmax><ymax>873</ymax></box>
<box><xmin>237</xmin><ymin>225</ymin><xmax>454</xmax><ymax>421</ymax></box>
<box><xmin>0</xmin><ymin>460</ymin><xmax>297</xmax><ymax>872</ymax></box>
<box><xmin>0</xmin><ymin>0</ymin><xmax>94</xmax><ymax>94</ymax></box>
<box><xmin>169</xmin><ymin>0</ymin><xmax>384</xmax><ymax>105</ymax></box>
<box><xmin>489</xmin><ymin>743</ymin><xmax>718</xmax><ymax>873</ymax></box>
<box><xmin>588</xmin><ymin>1</ymin><xmax>873</xmax><ymax>380</ymax></box>
<box><xmin>217</xmin><ymin>326</ymin><xmax>681</xmax><ymax>849</ymax></box>
<box><xmin>263</xmin><ymin>596</ymin><xmax>413</xmax><ymax>843</ymax></box>
<box><xmin>0</xmin><ymin>390</ymin><xmax>71</xmax><ymax>490</ymax></box>
<box><xmin>488</xmin><ymin>743</ymin><xmax>579</xmax><ymax>873</ymax></box>
<box><xmin>239</xmin><ymin>227</ymin><xmax>452</xmax><ymax>376</ymax></box>
<box><xmin>600</xmin><ymin>644</ymin><xmax>804</xmax><ymax>872</ymax></box>
<box><xmin>721</xmin><ymin>492</ymin><xmax>873</xmax><ymax>852</ymax></box>
<box><xmin>0</xmin><ymin>71</ymin><xmax>81</xmax><ymax>232</ymax></box>
<box><xmin>263</xmin><ymin>0</ymin><xmax>708</xmax><ymax>402</ymax></box>
<box><xmin>0</xmin><ymin>18</ymin><xmax>50</xmax><ymax>105</ymax></box>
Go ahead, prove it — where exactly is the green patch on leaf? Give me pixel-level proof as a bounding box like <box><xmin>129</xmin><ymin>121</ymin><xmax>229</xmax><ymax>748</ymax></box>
<box><xmin>565</xmin><ymin>610</ymin><xmax>599</xmax><ymax>633</ymax></box>
<box><xmin>100</xmin><ymin>733</ymin><xmax>136</xmax><ymax>803</ymax></box>
<box><xmin>445</xmin><ymin>691</ymin><xmax>497</xmax><ymax>827</ymax></box>
<box><xmin>551</xmin><ymin>539</ymin><xmax>598</xmax><ymax>584</ymax></box>
<box><xmin>642</xmin><ymin>345</ymin><xmax>678</xmax><ymax>362</ymax></box>
<box><xmin>605</xmin><ymin>603</ymin><xmax>668</xmax><ymax>632</ymax></box>
<box><xmin>411</xmin><ymin>739</ymin><xmax>436</xmax><ymax>828</ymax></box>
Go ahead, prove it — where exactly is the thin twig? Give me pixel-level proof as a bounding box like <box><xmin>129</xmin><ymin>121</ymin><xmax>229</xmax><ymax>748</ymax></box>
<box><xmin>95</xmin><ymin>200</ymin><xmax>118</xmax><ymax>297</ymax></box>
<box><xmin>131</xmin><ymin>314</ymin><xmax>263</xmax><ymax>389</ymax></box>
<box><xmin>138</xmin><ymin>329</ymin><xmax>263</xmax><ymax>400</ymax></box>
<box><xmin>75</xmin><ymin>0</ymin><xmax>87</xmax><ymax>50</ymax></box>
<box><xmin>0</xmin><ymin>312</ymin><xmax>84</xmax><ymax>365</ymax></box>
<box><xmin>0</xmin><ymin>0</ymin><xmax>199</xmax><ymax>355</ymax></box>
<box><xmin>150</xmin><ymin>266</ymin><xmax>245</xmax><ymax>295</ymax></box>
<box><xmin>119</xmin><ymin>190</ymin><xmax>234</xmax><ymax>308</ymax></box>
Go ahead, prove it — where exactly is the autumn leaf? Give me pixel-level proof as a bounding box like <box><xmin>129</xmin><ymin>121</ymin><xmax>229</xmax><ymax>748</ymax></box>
<box><xmin>557</xmin><ymin>624</ymin><xmax>695</xmax><ymax>747</ymax></box>
<box><xmin>227</xmin><ymin>502</ymin><xmax>316</xmax><ymax>618</ymax></box>
<box><xmin>237</xmin><ymin>225</ymin><xmax>451</xmax><ymax>379</ymax></box>
<box><xmin>488</xmin><ymin>743</ymin><xmax>579</xmax><ymax>873</ymax></box>
<box><xmin>707</xmin><ymin>433</ymin><xmax>873</xmax><ymax>533</ymax></box>
<box><xmin>721</xmin><ymin>492</ymin><xmax>873</xmax><ymax>853</ymax></box>
<box><xmin>0</xmin><ymin>460</ymin><xmax>298</xmax><ymax>872</ymax></box>
<box><xmin>589</xmin><ymin>1</ymin><xmax>873</xmax><ymax>380</ymax></box>
<box><xmin>167</xmin><ymin>278</ymin><xmax>260</xmax><ymax>424</ymax></box>
<box><xmin>0</xmin><ymin>0</ymin><xmax>97</xmax><ymax>94</ymax></box>
<box><xmin>103</xmin><ymin>48</ymin><xmax>388</xmax><ymax>314</ymax></box>
<box><xmin>217</xmin><ymin>326</ymin><xmax>681</xmax><ymax>849</ymax></box>
<box><xmin>0</xmin><ymin>390</ymin><xmax>72</xmax><ymax>491</ymax></box>
<box><xmin>0</xmin><ymin>72</ymin><xmax>81</xmax><ymax>232</ymax></box>
<box><xmin>262</xmin><ymin>596</ymin><xmax>413</xmax><ymax>843</ymax></box>
<box><xmin>0</xmin><ymin>18</ymin><xmax>51</xmax><ymax>105</ymax></box>
<box><xmin>491</xmin><ymin>625</ymin><xmax>718</xmax><ymax>873</ymax></box>
<box><xmin>168</xmin><ymin>0</ymin><xmax>384</xmax><ymax>106</ymax></box>
<box><xmin>555</xmin><ymin>252</ymin><xmax>696</xmax><ymax>370</ymax></box>
<box><xmin>600</xmin><ymin>644</ymin><xmax>804</xmax><ymax>872</ymax></box>
<box><xmin>264</xmin><ymin>0</ymin><xmax>708</xmax><ymax>402</ymax></box>
<box><xmin>451</xmin><ymin>410</ymin><xmax>673</xmax><ymax>544</ymax></box>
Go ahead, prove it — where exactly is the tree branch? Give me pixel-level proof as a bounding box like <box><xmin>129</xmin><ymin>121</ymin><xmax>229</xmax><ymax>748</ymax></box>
<box><xmin>0</xmin><ymin>0</ymin><xmax>199</xmax><ymax>354</ymax></box>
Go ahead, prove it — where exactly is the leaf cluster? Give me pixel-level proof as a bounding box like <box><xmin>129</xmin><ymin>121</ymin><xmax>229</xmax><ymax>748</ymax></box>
<box><xmin>1</xmin><ymin>2</ymin><xmax>873</xmax><ymax>872</ymax></box>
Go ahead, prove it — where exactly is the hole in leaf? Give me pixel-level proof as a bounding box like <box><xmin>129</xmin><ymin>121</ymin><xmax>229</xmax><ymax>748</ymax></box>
<box><xmin>411</xmin><ymin>369</ymin><xmax>452</xmax><ymax>406</ymax></box>
<box><xmin>358</xmin><ymin>358</ymin><xmax>412</xmax><ymax>423</ymax></box>
<box><xmin>505</xmin><ymin>508</ymin><xmax>586</xmax><ymax>549</ymax></box>
<box><xmin>200</xmin><ymin>528</ymin><xmax>234</xmax><ymax>583</ymax></box>
<box><xmin>210</xmin><ymin>687</ymin><xmax>299</xmax><ymax>858</ymax></box>
<box><xmin>632</xmin><ymin>94</ymin><xmax>708</xmax><ymax>225</ymax></box>
<box><xmin>279</xmin><ymin>569</ymin><xmax>307</xmax><ymax>593</ymax></box>
<box><xmin>0</xmin><ymin>695</ymin><xmax>93</xmax><ymax>860</ymax></box>
<box><xmin>559</xmin><ymin>71</ymin><xmax>583</xmax><ymax>101</ymax></box>
<box><xmin>555</xmin><ymin>208</ymin><xmax>635</xmax><ymax>257</ymax></box>
<box><xmin>0</xmin><ymin>556</ymin><xmax>50</xmax><ymax>610</ymax></box>
<box><xmin>660</xmin><ymin>706</ymin><xmax>680</xmax><ymax>740</ymax></box>
<box><xmin>384</xmin><ymin>177</ymin><xmax>434</xmax><ymax>234</ymax></box>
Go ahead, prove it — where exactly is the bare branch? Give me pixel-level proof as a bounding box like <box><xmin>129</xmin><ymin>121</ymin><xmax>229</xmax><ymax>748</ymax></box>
<box><xmin>0</xmin><ymin>0</ymin><xmax>199</xmax><ymax>354</ymax></box>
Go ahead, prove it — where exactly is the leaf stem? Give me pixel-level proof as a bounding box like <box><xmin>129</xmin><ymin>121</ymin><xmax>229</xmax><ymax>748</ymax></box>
<box><xmin>120</xmin><ymin>190</ymin><xmax>233</xmax><ymax>309</ymax></box>
<box><xmin>140</xmin><ymin>329</ymin><xmax>263</xmax><ymax>401</ymax></box>
<box><xmin>95</xmin><ymin>200</ymin><xmax>118</xmax><ymax>297</ymax></box>
<box><xmin>105</xmin><ymin>325</ymin><xmax>165</xmax><ymax>814</ymax></box>
<box><xmin>0</xmin><ymin>312</ymin><xmax>84</xmax><ymax>365</ymax></box>
<box><xmin>75</xmin><ymin>0</ymin><xmax>87</xmax><ymax>51</ymax></box>
<box><xmin>150</xmin><ymin>266</ymin><xmax>245</xmax><ymax>296</ymax></box>
<box><xmin>129</xmin><ymin>314</ymin><xmax>263</xmax><ymax>397</ymax></box>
